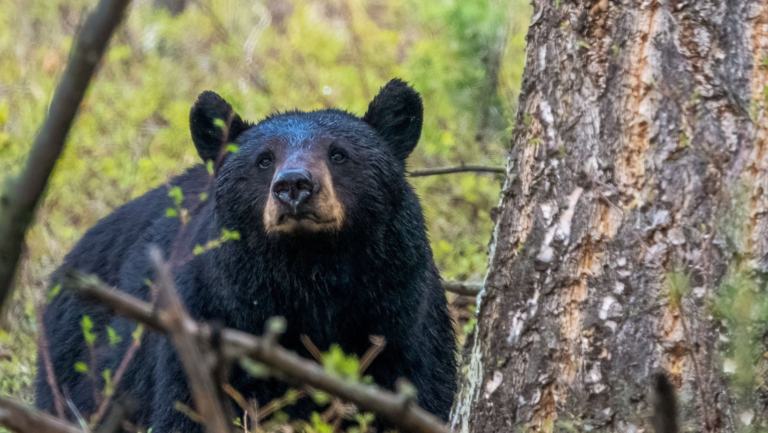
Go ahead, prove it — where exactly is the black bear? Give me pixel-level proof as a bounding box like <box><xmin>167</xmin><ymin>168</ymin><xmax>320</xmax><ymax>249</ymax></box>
<box><xmin>36</xmin><ymin>79</ymin><xmax>457</xmax><ymax>431</ymax></box>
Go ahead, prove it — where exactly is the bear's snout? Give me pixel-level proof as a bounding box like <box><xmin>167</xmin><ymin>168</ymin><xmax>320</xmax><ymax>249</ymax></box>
<box><xmin>263</xmin><ymin>160</ymin><xmax>344</xmax><ymax>235</ymax></box>
<box><xmin>272</xmin><ymin>169</ymin><xmax>315</xmax><ymax>215</ymax></box>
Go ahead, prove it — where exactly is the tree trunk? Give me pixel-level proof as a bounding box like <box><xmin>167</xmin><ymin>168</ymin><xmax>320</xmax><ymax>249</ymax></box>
<box><xmin>452</xmin><ymin>1</ymin><xmax>768</xmax><ymax>432</ymax></box>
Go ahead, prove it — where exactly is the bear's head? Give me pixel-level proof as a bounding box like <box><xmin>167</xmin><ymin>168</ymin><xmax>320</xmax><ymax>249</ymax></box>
<box><xmin>189</xmin><ymin>79</ymin><xmax>423</xmax><ymax>238</ymax></box>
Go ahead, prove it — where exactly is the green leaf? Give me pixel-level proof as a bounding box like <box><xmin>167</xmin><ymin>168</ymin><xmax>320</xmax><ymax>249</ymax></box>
<box><xmin>321</xmin><ymin>344</ymin><xmax>360</xmax><ymax>382</ymax></box>
<box><xmin>311</xmin><ymin>390</ymin><xmax>331</xmax><ymax>406</ymax></box>
<box><xmin>266</xmin><ymin>316</ymin><xmax>287</xmax><ymax>334</ymax></box>
<box><xmin>310</xmin><ymin>412</ymin><xmax>333</xmax><ymax>433</ymax></box>
<box><xmin>168</xmin><ymin>186</ymin><xmax>183</xmax><ymax>207</ymax></box>
<box><xmin>239</xmin><ymin>358</ymin><xmax>271</xmax><ymax>378</ymax></box>
<box><xmin>355</xmin><ymin>413</ymin><xmax>375</xmax><ymax>430</ymax></box>
<box><xmin>199</xmin><ymin>192</ymin><xmax>208</xmax><ymax>202</ymax></box>
<box><xmin>193</xmin><ymin>245</ymin><xmax>205</xmax><ymax>255</ymax></box>
<box><xmin>165</xmin><ymin>208</ymin><xmax>177</xmax><ymax>217</ymax></box>
<box><xmin>47</xmin><ymin>284</ymin><xmax>62</xmax><ymax>302</ymax></box>
<box><xmin>396</xmin><ymin>378</ymin><xmax>418</xmax><ymax>400</ymax></box>
<box><xmin>463</xmin><ymin>317</ymin><xmax>477</xmax><ymax>334</ymax></box>
<box><xmin>577</xmin><ymin>40</ymin><xmax>591</xmax><ymax>49</ymax></box>
<box><xmin>132</xmin><ymin>324</ymin><xmax>144</xmax><ymax>343</ymax></box>
<box><xmin>74</xmin><ymin>362</ymin><xmax>89</xmax><ymax>374</ymax></box>
<box><xmin>80</xmin><ymin>315</ymin><xmax>97</xmax><ymax>347</ymax></box>
<box><xmin>225</xmin><ymin>144</ymin><xmax>239</xmax><ymax>154</ymax></box>
<box><xmin>213</xmin><ymin>118</ymin><xmax>226</xmax><ymax>129</ymax></box>
<box><xmin>285</xmin><ymin>389</ymin><xmax>300</xmax><ymax>404</ymax></box>
<box><xmin>102</xmin><ymin>369</ymin><xmax>114</xmax><ymax>397</ymax></box>
<box><xmin>221</xmin><ymin>229</ymin><xmax>240</xmax><ymax>241</ymax></box>
<box><xmin>206</xmin><ymin>160</ymin><xmax>214</xmax><ymax>176</ymax></box>
<box><xmin>107</xmin><ymin>327</ymin><xmax>122</xmax><ymax>346</ymax></box>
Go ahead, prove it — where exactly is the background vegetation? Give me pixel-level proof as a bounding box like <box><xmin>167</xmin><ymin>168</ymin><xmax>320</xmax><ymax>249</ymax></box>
<box><xmin>0</xmin><ymin>0</ymin><xmax>531</xmax><ymax>406</ymax></box>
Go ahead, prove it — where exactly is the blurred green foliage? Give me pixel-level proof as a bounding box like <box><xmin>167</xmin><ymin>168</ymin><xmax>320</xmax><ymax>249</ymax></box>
<box><xmin>0</xmin><ymin>0</ymin><xmax>531</xmax><ymax>405</ymax></box>
<box><xmin>712</xmin><ymin>184</ymin><xmax>768</xmax><ymax>431</ymax></box>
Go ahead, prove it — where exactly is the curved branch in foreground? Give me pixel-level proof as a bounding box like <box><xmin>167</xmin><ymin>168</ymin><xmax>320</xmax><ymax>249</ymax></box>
<box><xmin>148</xmin><ymin>247</ymin><xmax>232</xmax><ymax>433</ymax></box>
<box><xmin>0</xmin><ymin>397</ymin><xmax>82</xmax><ymax>433</ymax></box>
<box><xmin>62</xmin><ymin>270</ymin><xmax>452</xmax><ymax>433</ymax></box>
<box><xmin>441</xmin><ymin>281</ymin><xmax>483</xmax><ymax>297</ymax></box>
<box><xmin>408</xmin><ymin>165</ymin><xmax>506</xmax><ymax>177</ymax></box>
<box><xmin>0</xmin><ymin>0</ymin><xmax>130</xmax><ymax>308</ymax></box>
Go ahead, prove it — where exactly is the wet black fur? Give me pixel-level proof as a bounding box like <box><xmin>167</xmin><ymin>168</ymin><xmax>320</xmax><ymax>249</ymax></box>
<box><xmin>35</xmin><ymin>79</ymin><xmax>457</xmax><ymax>432</ymax></box>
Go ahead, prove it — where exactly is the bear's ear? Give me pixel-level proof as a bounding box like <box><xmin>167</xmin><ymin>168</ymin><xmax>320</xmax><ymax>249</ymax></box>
<box><xmin>363</xmin><ymin>79</ymin><xmax>423</xmax><ymax>161</ymax></box>
<box><xmin>189</xmin><ymin>91</ymin><xmax>250</xmax><ymax>162</ymax></box>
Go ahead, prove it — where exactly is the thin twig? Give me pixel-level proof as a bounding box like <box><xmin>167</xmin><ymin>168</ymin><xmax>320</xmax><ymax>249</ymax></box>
<box><xmin>441</xmin><ymin>280</ymin><xmax>483</xmax><ymax>297</ymax></box>
<box><xmin>254</xmin><ymin>388</ymin><xmax>305</xmax><ymax>422</ymax></box>
<box><xmin>0</xmin><ymin>0</ymin><xmax>131</xmax><ymax>308</ymax></box>
<box><xmin>173</xmin><ymin>402</ymin><xmax>204</xmax><ymax>425</ymax></box>
<box><xmin>93</xmin><ymin>328</ymin><xmax>143</xmax><ymax>424</ymax></box>
<box><xmin>358</xmin><ymin>336</ymin><xmax>386</xmax><ymax>375</ymax></box>
<box><xmin>222</xmin><ymin>384</ymin><xmax>261</xmax><ymax>431</ymax></box>
<box><xmin>61</xmin><ymin>389</ymin><xmax>88</xmax><ymax>432</ymax></box>
<box><xmin>35</xmin><ymin>302</ymin><xmax>66</xmax><ymax>420</ymax></box>
<box><xmin>300</xmin><ymin>334</ymin><xmax>324</xmax><ymax>364</ymax></box>
<box><xmin>408</xmin><ymin>165</ymin><xmax>506</xmax><ymax>177</ymax></box>
<box><xmin>676</xmin><ymin>300</ymin><xmax>711</xmax><ymax>432</ymax></box>
<box><xmin>63</xmin><ymin>270</ymin><xmax>452</xmax><ymax>433</ymax></box>
<box><xmin>0</xmin><ymin>397</ymin><xmax>83</xmax><ymax>433</ymax></box>
<box><xmin>93</xmin><ymin>398</ymin><xmax>133</xmax><ymax>433</ymax></box>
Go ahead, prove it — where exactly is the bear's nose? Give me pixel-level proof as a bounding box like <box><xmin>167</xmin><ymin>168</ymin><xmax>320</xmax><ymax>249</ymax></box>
<box><xmin>272</xmin><ymin>169</ymin><xmax>314</xmax><ymax>213</ymax></box>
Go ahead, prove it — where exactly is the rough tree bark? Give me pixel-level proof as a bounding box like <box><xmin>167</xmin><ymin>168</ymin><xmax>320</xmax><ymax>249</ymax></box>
<box><xmin>452</xmin><ymin>1</ymin><xmax>768</xmax><ymax>432</ymax></box>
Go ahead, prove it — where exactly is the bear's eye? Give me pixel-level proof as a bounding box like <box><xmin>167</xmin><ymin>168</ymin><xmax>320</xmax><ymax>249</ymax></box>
<box><xmin>330</xmin><ymin>149</ymin><xmax>347</xmax><ymax>164</ymax></box>
<box><xmin>257</xmin><ymin>154</ymin><xmax>273</xmax><ymax>169</ymax></box>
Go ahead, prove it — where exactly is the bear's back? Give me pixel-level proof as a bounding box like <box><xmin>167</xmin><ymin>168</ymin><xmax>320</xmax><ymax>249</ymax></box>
<box><xmin>35</xmin><ymin>165</ymin><xmax>211</xmax><ymax>418</ymax></box>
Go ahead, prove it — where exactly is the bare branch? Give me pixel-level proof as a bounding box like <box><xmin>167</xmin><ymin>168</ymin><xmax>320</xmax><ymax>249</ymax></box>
<box><xmin>63</xmin><ymin>270</ymin><xmax>452</xmax><ymax>433</ymax></box>
<box><xmin>93</xmin><ymin>329</ymin><xmax>142</xmax><ymax>424</ymax></box>
<box><xmin>441</xmin><ymin>280</ymin><xmax>483</xmax><ymax>297</ymax></box>
<box><xmin>35</xmin><ymin>302</ymin><xmax>66</xmax><ymax>420</ymax></box>
<box><xmin>0</xmin><ymin>397</ymin><xmax>83</xmax><ymax>433</ymax></box>
<box><xmin>148</xmin><ymin>247</ymin><xmax>232</xmax><ymax>433</ymax></box>
<box><xmin>61</xmin><ymin>272</ymin><xmax>164</xmax><ymax>332</ymax></box>
<box><xmin>94</xmin><ymin>398</ymin><xmax>134</xmax><ymax>433</ymax></box>
<box><xmin>358</xmin><ymin>336</ymin><xmax>386</xmax><ymax>374</ymax></box>
<box><xmin>0</xmin><ymin>0</ymin><xmax>131</xmax><ymax>308</ymax></box>
<box><xmin>408</xmin><ymin>165</ymin><xmax>505</xmax><ymax>177</ymax></box>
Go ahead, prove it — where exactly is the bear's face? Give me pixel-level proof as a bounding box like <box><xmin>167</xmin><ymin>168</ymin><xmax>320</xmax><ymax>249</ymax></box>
<box><xmin>189</xmin><ymin>79</ymin><xmax>423</xmax><ymax>238</ymax></box>
<box><xmin>223</xmin><ymin>114</ymin><xmax>385</xmax><ymax>235</ymax></box>
<box><xmin>251</xmin><ymin>123</ymin><xmax>348</xmax><ymax>235</ymax></box>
